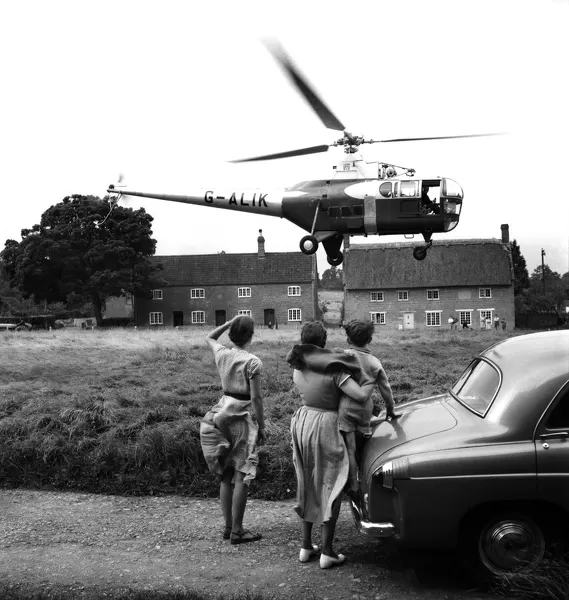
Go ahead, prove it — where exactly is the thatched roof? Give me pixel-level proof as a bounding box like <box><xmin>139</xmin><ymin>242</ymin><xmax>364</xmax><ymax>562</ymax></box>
<box><xmin>344</xmin><ymin>239</ymin><xmax>513</xmax><ymax>289</ymax></box>
<box><xmin>151</xmin><ymin>252</ymin><xmax>316</xmax><ymax>287</ymax></box>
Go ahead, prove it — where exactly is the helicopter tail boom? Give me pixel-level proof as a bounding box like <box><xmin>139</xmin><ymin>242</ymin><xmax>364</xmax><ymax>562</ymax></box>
<box><xmin>106</xmin><ymin>188</ymin><xmax>284</xmax><ymax>218</ymax></box>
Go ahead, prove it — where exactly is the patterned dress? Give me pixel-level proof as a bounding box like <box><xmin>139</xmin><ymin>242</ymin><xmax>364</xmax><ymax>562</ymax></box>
<box><xmin>200</xmin><ymin>342</ymin><xmax>262</xmax><ymax>484</ymax></box>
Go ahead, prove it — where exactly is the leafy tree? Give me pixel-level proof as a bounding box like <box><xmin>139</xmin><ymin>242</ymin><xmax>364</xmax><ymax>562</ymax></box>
<box><xmin>1</xmin><ymin>195</ymin><xmax>164</xmax><ymax>326</ymax></box>
<box><xmin>510</xmin><ymin>239</ymin><xmax>530</xmax><ymax>295</ymax></box>
<box><xmin>320</xmin><ymin>266</ymin><xmax>343</xmax><ymax>290</ymax></box>
<box><xmin>527</xmin><ymin>265</ymin><xmax>565</xmax><ymax>312</ymax></box>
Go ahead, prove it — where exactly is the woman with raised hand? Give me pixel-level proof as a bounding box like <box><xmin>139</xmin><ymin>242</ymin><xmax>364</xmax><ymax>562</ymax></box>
<box><xmin>287</xmin><ymin>321</ymin><xmax>374</xmax><ymax>569</ymax></box>
<box><xmin>200</xmin><ymin>315</ymin><xmax>265</xmax><ymax>545</ymax></box>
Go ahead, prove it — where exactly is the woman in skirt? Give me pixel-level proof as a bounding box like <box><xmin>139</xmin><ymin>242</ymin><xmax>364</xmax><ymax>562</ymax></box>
<box><xmin>200</xmin><ymin>315</ymin><xmax>265</xmax><ymax>545</ymax></box>
<box><xmin>287</xmin><ymin>321</ymin><xmax>374</xmax><ymax>568</ymax></box>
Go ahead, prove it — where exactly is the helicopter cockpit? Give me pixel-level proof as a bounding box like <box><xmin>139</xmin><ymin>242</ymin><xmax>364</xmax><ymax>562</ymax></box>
<box><xmin>377</xmin><ymin>177</ymin><xmax>462</xmax><ymax>233</ymax></box>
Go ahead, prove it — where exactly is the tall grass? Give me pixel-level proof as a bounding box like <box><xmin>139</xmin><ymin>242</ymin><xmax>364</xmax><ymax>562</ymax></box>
<box><xmin>0</xmin><ymin>326</ymin><xmax>520</xmax><ymax>498</ymax></box>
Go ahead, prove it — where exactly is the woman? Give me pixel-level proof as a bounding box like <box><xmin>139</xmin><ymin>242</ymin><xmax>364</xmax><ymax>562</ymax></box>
<box><xmin>287</xmin><ymin>321</ymin><xmax>374</xmax><ymax>569</ymax></box>
<box><xmin>200</xmin><ymin>315</ymin><xmax>266</xmax><ymax>545</ymax></box>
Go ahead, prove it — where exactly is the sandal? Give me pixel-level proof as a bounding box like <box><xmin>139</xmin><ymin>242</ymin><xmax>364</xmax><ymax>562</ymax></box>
<box><xmin>230</xmin><ymin>529</ymin><xmax>262</xmax><ymax>545</ymax></box>
<box><xmin>223</xmin><ymin>526</ymin><xmax>232</xmax><ymax>540</ymax></box>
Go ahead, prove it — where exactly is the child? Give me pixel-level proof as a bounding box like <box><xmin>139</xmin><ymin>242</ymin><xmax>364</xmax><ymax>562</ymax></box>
<box><xmin>338</xmin><ymin>319</ymin><xmax>400</xmax><ymax>496</ymax></box>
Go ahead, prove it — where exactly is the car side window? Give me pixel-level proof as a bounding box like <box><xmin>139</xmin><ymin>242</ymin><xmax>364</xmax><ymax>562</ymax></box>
<box><xmin>544</xmin><ymin>385</ymin><xmax>569</xmax><ymax>430</ymax></box>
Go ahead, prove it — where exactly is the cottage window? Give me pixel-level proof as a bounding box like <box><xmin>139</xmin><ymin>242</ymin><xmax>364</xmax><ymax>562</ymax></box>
<box><xmin>427</xmin><ymin>289</ymin><xmax>440</xmax><ymax>300</ymax></box>
<box><xmin>370</xmin><ymin>312</ymin><xmax>386</xmax><ymax>325</ymax></box>
<box><xmin>149</xmin><ymin>312</ymin><xmax>163</xmax><ymax>325</ymax></box>
<box><xmin>191</xmin><ymin>288</ymin><xmax>205</xmax><ymax>299</ymax></box>
<box><xmin>238</xmin><ymin>310</ymin><xmax>252</xmax><ymax>317</ymax></box>
<box><xmin>191</xmin><ymin>311</ymin><xmax>206</xmax><ymax>324</ymax></box>
<box><xmin>458</xmin><ymin>310</ymin><xmax>472</xmax><ymax>326</ymax></box>
<box><xmin>288</xmin><ymin>308</ymin><xmax>302</xmax><ymax>322</ymax></box>
<box><xmin>238</xmin><ymin>287</ymin><xmax>252</xmax><ymax>298</ymax></box>
<box><xmin>288</xmin><ymin>286</ymin><xmax>301</xmax><ymax>297</ymax></box>
<box><xmin>397</xmin><ymin>290</ymin><xmax>409</xmax><ymax>301</ymax></box>
<box><xmin>479</xmin><ymin>288</ymin><xmax>492</xmax><ymax>299</ymax></box>
<box><xmin>152</xmin><ymin>289</ymin><xmax>163</xmax><ymax>300</ymax></box>
<box><xmin>370</xmin><ymin>291</ymin><xmax>384</xmax><ymax>302</ymax></box>
<box><xmin>425</xmin><ymin>311</ymin><xmax>442</xmax><ymax>327</ymax></box>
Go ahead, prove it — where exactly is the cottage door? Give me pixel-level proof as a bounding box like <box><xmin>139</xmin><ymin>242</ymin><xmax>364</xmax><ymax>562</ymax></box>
<box><xmin>215</xmin><ymin>310</ymin><xmax>226</xmax><ymax>326</ymax></box>
<box><xmin>264</xmin><ymin>309</ymin><xmax>275</xmax><ymax>328</ymax></box>
<box><xmin>403</xmin><ymin>313</ymin><xmax>414</xmax><ymax>329</ymax></box>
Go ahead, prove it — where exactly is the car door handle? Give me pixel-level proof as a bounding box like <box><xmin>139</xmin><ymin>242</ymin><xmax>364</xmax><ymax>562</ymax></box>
<box><xmin>539</xmin><ymin>431</ymin><xmax>569</xmax><ymax>439</ymax></box>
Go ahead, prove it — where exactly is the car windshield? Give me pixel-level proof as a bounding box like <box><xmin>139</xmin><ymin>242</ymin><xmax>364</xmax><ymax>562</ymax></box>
<box><xmin>451</xmin><ymin>358</ymin><xmax>501</xmax><ymax>415</ymax></box>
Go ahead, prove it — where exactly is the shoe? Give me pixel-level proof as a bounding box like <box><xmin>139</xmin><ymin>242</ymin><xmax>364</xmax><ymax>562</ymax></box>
<box><xmin>319</xmin><ymin>553</ymin><xmax>345</xmax><ymax>569</ymax></box>
<box><xmin>299</xmin><ymin>544</ymin><xmax>320</xmax><ymax>563</ymax></box>
<box><xmin>223</xmin><ymin>526</ymin><xmax>232</xmax><ymax>540</ymax></box>
<box><xmin>230</xmin><ymin>529</ymin><xmax>262</xmax><ymax>545</ymax></box>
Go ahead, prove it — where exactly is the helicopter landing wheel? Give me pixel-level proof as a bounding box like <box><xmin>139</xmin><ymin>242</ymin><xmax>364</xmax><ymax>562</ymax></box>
<box><xmin>327</xmin><ymin>251</ymin><xmax>343</xmax><ymax>266</ymax></box>
<box><xmin>300</xmin><ymin>235</ymin><xmax>319</xmax><ymax>255</ymax></box>
<box><xmin>413</xmin><ymin>246</ymin><xmax>428</xmax><ymax>261</ymax></box>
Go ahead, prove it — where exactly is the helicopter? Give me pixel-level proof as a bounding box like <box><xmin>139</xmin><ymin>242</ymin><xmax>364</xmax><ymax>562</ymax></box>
<box><xmin>107</xmin><ymin>40</ymin><xmax>501</xmax><ymax>265</ymax></box>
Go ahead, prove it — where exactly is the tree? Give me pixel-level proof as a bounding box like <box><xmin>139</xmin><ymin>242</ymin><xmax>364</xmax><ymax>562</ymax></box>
<box><xmin>528</xmin><ymin>264</ymin><xmax>565</xmax><ymax>312</ymax></box>
<box><xmin>1</xmin><ymin>195</ymin><xmax>164</xmax><ymax>326</ymax></box>
<box><xmin>510</xmin><ymin>239</ymin><xmax>530</xmax><ymax>295</ymax></box>
<box><xmin>320</xmin><ymin>266</ymin><xmax>343</xmax><ymax>290</ymax></box>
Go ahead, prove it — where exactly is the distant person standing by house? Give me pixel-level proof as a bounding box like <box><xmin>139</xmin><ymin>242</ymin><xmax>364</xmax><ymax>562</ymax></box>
<box><xmin>200</xmin><ymin>315</ymin><xmax>265</xmax><ymax>545</ymax></box>
<box><xmin>480</xmin><ymin>315</ymin><xmax>486</xmax><ymax>330</ymax></box>
<box><xmin>494</xmin><ymin>315</ymin><xmax>500</xmax><ymax>330</ymax></box>
<box><xmin>448</xmin><ymin>316</ymin><xmax>454</xmax><ymax>329</ymax></box>
<box><xmin>339</xmin><ymin>319</ymin><xmax>400</xmax><ymax>498</ymax></box>
<box><xmin>501</xmin><ymin>317</ymin><xmax>507</xmax><ymax>330</ymax></box>
<box><xmin>486</xmin><ymin>316</ymin><xmax>492</xmax><ymax>330</ymax></box>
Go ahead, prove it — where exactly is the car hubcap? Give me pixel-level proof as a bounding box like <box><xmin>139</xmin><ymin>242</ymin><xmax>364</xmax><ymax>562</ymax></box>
<box><xmin>479</xmin><ymin>518</ymin><xmax>545</xmax><ymax>574</ymax></box>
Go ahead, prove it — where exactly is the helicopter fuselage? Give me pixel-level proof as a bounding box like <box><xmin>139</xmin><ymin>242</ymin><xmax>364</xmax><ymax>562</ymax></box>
<box><xmin>108</xmin><ymin>175</ymin><xmax>462</xmax><ymax>265</ymax></box>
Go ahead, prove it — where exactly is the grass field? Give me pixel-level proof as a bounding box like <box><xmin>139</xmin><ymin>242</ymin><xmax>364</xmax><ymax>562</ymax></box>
<box><xmin>0</xmin><ymin>325</ymin><xmax>521</xmax><ymax>499</ymax></box>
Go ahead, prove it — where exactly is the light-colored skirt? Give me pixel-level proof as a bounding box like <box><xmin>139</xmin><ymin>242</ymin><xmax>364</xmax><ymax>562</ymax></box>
<box><xmin>290</xmin><ymin>405</ymin><xmax>349</xmax><ymax>525</ymax></box>
<box><xmin>200</xmin><ymin>395</ymin><xmax>259</xmax><ymax>484</ymax></box>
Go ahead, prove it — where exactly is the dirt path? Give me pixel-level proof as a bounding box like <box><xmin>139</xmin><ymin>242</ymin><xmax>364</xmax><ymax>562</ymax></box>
<box><xmin>0</xmin><ymin>489</ymin><xmax>490</xmax><ymax>600</ymax></box>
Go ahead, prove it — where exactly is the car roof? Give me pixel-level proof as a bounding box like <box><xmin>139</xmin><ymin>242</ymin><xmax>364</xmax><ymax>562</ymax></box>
<box><xmin>481</xmin><ymin>331</ymin><xmax>569</xmax><ymax>436</ymax></box>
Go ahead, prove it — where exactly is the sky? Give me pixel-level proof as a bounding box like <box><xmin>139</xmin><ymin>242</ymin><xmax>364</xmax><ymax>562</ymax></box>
<box><xmin>1</xmin><ymin>0</ymin><xmax>568</xmax><ymax>278</ymax></box>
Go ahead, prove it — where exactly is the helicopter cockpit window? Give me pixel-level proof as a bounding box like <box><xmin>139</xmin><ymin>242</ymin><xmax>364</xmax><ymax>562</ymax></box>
<box><xmin>379</xmin><ymin>182</ymin><xmax>392</xmax><ymax>198</ymax></box>
<box><xmin>400</xmin><ymin>181</ymin><xmax>419</xmax><ymax>197</ymax></box>
<box><xmin>442</xmin><ymin>178</ymin><xmax>464</xmax><ymax>200</ymax></box>
<box><xmin>341</xmin><ymin>206</ymin><xmax>352</xmax><ymax>217</ymax></box>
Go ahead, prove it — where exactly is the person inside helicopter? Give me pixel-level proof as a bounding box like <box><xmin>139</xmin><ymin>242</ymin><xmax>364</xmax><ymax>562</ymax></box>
<box><xmin>420</xmin><ymin>186</ymin><xmax>440</xmax><ymax>215</ymax></box>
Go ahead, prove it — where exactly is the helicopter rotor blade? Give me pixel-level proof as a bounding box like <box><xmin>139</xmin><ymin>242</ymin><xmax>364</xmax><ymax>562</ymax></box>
<box><xmin>367</xmin><ymin>133</ymin><xmax>506</xmax><ymax>144</ymax></box>
<box><xmin>262</xmin><ymin>38</ymin><xmax>345</xmax><ymax>132</ymax></box>
<box><xmin>230</xmin><ymin>144</ymin><xmax>330</xmax><ymax>163</ymax></box>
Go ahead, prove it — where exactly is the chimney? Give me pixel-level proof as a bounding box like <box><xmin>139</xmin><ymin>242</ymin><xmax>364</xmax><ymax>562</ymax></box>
<box><xmin>501</xmin><ymin>224</ymin><xmax>510</xmax><ymax>244</ymax></box>
<box><xmin>257</xmin><ymin>229</ymin><xmax>265</xmax><ymax>259</ymax></box>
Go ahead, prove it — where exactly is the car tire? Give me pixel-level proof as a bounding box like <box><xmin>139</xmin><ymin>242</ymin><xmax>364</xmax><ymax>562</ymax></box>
<box><xmin>461</xmin><ymin>510</ymin><xmax>547</xmax><ymax>587</ymax></box>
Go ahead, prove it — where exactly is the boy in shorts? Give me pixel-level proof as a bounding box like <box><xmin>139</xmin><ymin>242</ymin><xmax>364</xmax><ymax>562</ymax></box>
<box><xmin>338</xmin><ymin>319</ymin><xmax>400</xmax><ymax>496</ymax></box>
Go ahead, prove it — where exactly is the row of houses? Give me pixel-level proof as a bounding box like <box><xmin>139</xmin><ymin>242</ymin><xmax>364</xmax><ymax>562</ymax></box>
<box><xmin>111</xmin><ymin>226</ymin><xmax>515</xmax><ymax>331</ymax></box>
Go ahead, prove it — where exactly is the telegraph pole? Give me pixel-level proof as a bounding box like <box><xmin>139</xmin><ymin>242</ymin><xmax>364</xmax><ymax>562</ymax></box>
<box><xmin>541</xmin><ymin>248</ymin><xmax>546</xmax><ymax>295</ymax></box>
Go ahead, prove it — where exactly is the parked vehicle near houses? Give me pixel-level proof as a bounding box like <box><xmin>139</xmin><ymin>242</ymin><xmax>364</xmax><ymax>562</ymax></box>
<box><xmin>0</xmin><ymin>320</ymin><xmax>32</xmax><ymax>331</ymax></box>
<box><xmin>351</xmin><ymin>330</ymin><xmax>569</xmax><ymax>584</ymax></box>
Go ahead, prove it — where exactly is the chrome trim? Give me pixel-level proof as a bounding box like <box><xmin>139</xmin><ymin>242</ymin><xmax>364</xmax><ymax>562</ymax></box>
<box><xmin>350</xmin><ymin>499</ymin><xmax>396</xmax><ymax>538</ymax></box>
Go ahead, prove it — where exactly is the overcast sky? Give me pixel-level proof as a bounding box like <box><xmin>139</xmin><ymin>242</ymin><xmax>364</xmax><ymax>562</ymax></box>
<box><xmin>1</xmin><ymin>0</ymin><xmax>567</xmax><ymax>276</ymax></box>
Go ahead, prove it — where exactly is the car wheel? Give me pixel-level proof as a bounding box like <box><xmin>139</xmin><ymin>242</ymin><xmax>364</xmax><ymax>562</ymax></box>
<box><xmin>463</xmin><ymin>511</ymin><xmax>546</xmax><ymax>585</ymax></box>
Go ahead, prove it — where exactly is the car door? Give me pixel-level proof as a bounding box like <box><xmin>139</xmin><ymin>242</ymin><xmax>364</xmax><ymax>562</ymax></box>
<box><xmin>535</xmin><ymin>381</ymin><xmax>569</xmax><ymax>505</ymax></box>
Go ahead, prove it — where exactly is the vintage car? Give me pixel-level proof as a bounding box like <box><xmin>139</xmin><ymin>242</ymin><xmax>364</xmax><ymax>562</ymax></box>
<box><xmin>0</xmin><ymin>320</ymin><xmax>32</xmax><ymax>332</ymax></box>
<box><xmin>352</xmin><ymin>330</ymin><xmax>569</xmax><ymax>583</ymax></box>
